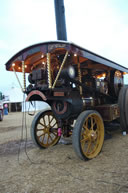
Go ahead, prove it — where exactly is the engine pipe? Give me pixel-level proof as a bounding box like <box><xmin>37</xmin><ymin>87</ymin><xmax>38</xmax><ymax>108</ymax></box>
<box><xmin>54</xmin><ymin>0</ymin><xmax>67</xmax><ymax>41</ymax></box>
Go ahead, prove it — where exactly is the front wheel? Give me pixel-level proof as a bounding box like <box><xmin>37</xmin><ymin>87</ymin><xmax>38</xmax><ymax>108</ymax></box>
<box><xmin>72</xmin><ymin>110</ymin><xmax>104</xmax><ymax>160</ymax></box>
<box><xmin>31</xmin><ymin>110</ymin><xmax>60</xmax><ymax>148</ymax></box>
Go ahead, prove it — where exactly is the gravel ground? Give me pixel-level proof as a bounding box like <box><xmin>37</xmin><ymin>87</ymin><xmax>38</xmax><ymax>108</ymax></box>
<box><xmin>0</xmin><ymin>112</ymin><xmax>128</xmax><ymax>193</ymax></box>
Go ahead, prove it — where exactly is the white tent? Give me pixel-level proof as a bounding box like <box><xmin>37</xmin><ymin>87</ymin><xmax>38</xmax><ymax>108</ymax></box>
<box><xmin>4</xmin><ymin>86</ymin><xmax>50</xmax><ymax>112</ymax></box>
<box><xmin>4</xmin><ymin>86</ymin><xmax>23</xmax><ymax>103</ymax></box>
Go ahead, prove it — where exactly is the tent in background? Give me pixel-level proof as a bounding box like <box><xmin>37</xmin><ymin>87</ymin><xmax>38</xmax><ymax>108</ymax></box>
<box><xmin>4</xmin><ymin>86</ymin><xmax>23</xmax><ymax>102</ymax></box>
<box><xmin>4</xmin><ymin>86</ymin><xmax>49</xmax><ymax>112</ymax></box>
<box><xmin>3</xmin><ymin>86</ymin><xmax>23</xmax><ymax>112</ymax></box>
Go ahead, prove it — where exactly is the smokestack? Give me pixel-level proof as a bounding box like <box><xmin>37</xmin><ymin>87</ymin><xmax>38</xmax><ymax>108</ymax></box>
<box><xmin>54</xmin><ymin>0</ymin><xmax>67</xmax><ymax>41</ymax></box>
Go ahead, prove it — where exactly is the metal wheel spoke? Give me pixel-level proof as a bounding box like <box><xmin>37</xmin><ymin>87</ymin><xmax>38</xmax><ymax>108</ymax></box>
<box><xmin>41</xmin><ymin>134</ymin><xmax>45</xmax><ymax>143</ymax></box>
<box><xmin>91</xmin><ymin>117</ymin><xmax>93</xmax><ymax>127</ymax></box>
<box><xmin>48</xmin><ymin>115</ymin><xmax>50</xmax><ymax>123</ymax></box>
<box><xmin>46</xmin><ymin>135</ymin><xmax>50</xmax><ymax>145</ymax></box>
<box><xmin>86</xmin><ymin>141</ymin><xmax>92</xmax><ymax>153</ymax></box>
<box><xmin>39</xmin><ymin>121</ymin><xmax>45</xmax><ymax>127</ymax></box>
<box><xmin>81</xmin><ymin>136</ymin><xmax>88</xmax><ymax>144</ymax></box>
<box><xmin>38</xmin><ymin>133</ymin><xmax>45</xmax><ymax>138</ymax></box>
<box><xmin>51</xmin><ymin>122</ymin><xmax>57</xmax><ymax>128</ymax></box>
<box><xmin>49</xmin><ymin>134</ymin><xmax>53</xmax><ymax>141</ymax></box>
<box><xmin>52</xmin><ymin>132</ymin><xmax>58</xmax><ymax>137</ymax></box>
<box><xmin>92</xmin><ymin>121</ymin><xmax>97</xmax><ymax>129</ymax></box>
<box><xmin>92</xmin><ymin>140</ymin><xmax>98</xmax><ymax>149</ymax></box>
<box><xmin>83</xmin><ymin>123</ymin><xmax>89</xmax><ymax>132</ymax></box>
<box><xmin>96</xmin><ymin>125</ymin><xmax>100</xmax><ymax>132</ymax></box>
<box><xmin>43</xmin><ymin>117</ymin><xmax>46</xmax><ymax>126</ymax></box>
<box><xmin>37</xmin><ymin>127</ymin><xmax>45</xmax><ymax>131</ymax></box>
<box><xmin>81</xmin><ymin>130</ymin><xmax>88</xmax><ymax>139</ymax></box>
<box><xmin>49</xmin><ymin>117</ymin><xmax>54</xmax><ymax>124</ymax></box>
<box><xmin>85</xmin><ymin>118</ymin><xmax>89</xmax><ymax>127</ymax></box>
<box><xmin>37</xmin><ymin>133</ymin><xmax>45</xmax><ymax>143</ymax></box>
<box><xmin>90</xmin><ymin>117</ymin><xmax>96</xmax><ymax>130</ymax></box>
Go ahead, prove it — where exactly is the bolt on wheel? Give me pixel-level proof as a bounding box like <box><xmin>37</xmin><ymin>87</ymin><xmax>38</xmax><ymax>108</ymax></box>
<box><xmin>31</xmin><ymin>110</ymin><xmax>60</xmax><ymax>148</ymax></box>
<box><xmin>72</xmin><ymin>110</ymin><xmax>104</xmax><ymax>160</ymax></box>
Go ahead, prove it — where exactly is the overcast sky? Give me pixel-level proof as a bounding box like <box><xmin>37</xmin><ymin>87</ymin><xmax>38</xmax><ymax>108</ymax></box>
<box><xmin>0</xmin><ymin>0</ymin><xmax>128</xmax><ymax>92</ymax></box>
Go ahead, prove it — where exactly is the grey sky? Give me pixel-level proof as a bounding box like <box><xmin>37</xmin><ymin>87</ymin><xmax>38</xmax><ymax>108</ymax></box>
<box><xmin>0</xmin><ymin>0</ymin><xmax>128</xmax><ymax>92</ymax></box>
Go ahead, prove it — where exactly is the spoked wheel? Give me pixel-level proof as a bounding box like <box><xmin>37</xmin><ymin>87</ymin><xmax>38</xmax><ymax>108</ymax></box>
<box><xmin>72</xmin><ymin>110</ymin><xmax>104</xmax><ymax>160</ymax></box>
<box><xmin>31</xmin><ymin>110</ymin><xmax>60</xmax><ymax>148</ymax></box>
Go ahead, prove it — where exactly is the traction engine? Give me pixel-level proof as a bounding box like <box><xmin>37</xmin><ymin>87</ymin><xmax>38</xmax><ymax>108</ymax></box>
<box><xmin>5</xmin><ymin>41</ymin><xmax>128</xmax><ymax>160</ymax></box>
<box><xmin>4</xmin><ymin>0</ymin><xmax>128</xmax><ymax>160</ymax></box>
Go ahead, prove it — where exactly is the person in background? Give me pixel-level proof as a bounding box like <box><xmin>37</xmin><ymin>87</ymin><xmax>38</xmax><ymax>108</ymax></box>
<box><xmin>4</xmin><ymin>103</ymin><xmax>8</xmax><ymax>115</ymax></box>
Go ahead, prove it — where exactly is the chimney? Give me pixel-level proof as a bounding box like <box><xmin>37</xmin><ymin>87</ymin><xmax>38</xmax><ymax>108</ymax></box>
<box><xmin>54</xmin><ymin>0</ymin><xmax>67</xmax><ymax>41</ymax></box>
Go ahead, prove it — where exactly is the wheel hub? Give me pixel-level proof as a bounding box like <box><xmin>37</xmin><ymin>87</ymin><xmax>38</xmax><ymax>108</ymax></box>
<box><xmin>45</xmin><ymin>126</ymin><xmax>50</xmax><ymax>133</ymax></box>
<box><xmin>88</xmin><ymin>130</ymin><xmax>97</xmax><ymax>141</ymax></box>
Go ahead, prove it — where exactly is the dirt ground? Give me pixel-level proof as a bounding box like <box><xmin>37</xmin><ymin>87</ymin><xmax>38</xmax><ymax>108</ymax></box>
<box><xmin>0</xmin><ymin>112</ymin><xmax>128</xmax><ymax>193</ymax></box>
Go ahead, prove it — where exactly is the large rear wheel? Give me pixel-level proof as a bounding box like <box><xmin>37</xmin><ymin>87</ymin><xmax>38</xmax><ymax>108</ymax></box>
<box><xmin>31</xmin><ymin>110</ymin><xmax>60</xmax><ymax>148</ymax></box>
<box><xmin>72</xmin><ymin>110</ymin><xmax>104</xmax><ymax>160</ymax></box>
<box><xmin>118</xmin><ymin>86</ymin><xmax>128</xmax><ymax>131</ymax></box>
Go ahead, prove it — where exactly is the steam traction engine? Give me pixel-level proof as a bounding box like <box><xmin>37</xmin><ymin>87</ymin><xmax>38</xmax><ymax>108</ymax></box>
<box><xmin>5</xmin><ymin>41</ymin><xmax>128</xmax><ymax>160</ymax></box>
